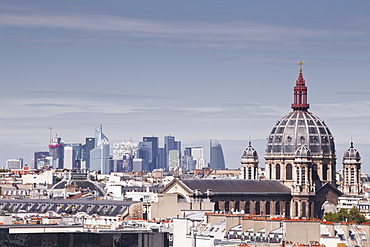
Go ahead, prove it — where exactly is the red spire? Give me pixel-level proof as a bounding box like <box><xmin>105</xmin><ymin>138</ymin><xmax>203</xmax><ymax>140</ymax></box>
<box><xmin>291</xmin><ymin>61</ymin><xmax>309</xmax><ymax>111</ymax></box>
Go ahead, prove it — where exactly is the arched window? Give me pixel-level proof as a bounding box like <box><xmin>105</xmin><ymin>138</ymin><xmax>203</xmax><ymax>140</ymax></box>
<box><xmin>269</xmin><ymin>165</ymin><xmax>272</xmax><ymax>179</ymax></box>
<box><xmin>276</xmin><ymin>164</ymin><xmax>281</xmax><ymax>180</ymax></box>
<box><xmin>275</xmin><ymin>201</ymin><xmax>280</xmax><ymax>215</ymax></box>
<box><xmin>225</xmin><ymin>201</ymin><xmax>230</xmax><ymax>212</ymax></box>
<box><xmin>265</xmin><ymin>201</ymin><xmax>270</xmax><ymax>215</ymax></box>
<box><xmin>351</xmin><ymin>168</ymin><xmax>356</xmax><ymax>183</ymax></box>
<box><xmin>248</xmin><ymin>167</ymin><xmax>252</xmax><ymax>179</ymax></box>
<box><xmin>214</xmin><ymin>201</ymin><xmax>220</xmax><ymax>212</ymax></box>
<box><xmin>286</xmin><ymin>164</ymin><xmax>292</xmax><ymax>180</ymax></box>
<box><xmin>302</xmin><ymin>202</ymin><xmax>307</xmax><ymax>218</ymax></box>
<box><xmin>322</xmin><ymin>164</ymin><xmax>328</xmax><ymax>180</ymax></box>
<box><xmin>295</xmin><ymin>201</ymin><xmax>299</xmax><ymax>217</ymax></box>
<box><xmin>234</xmin><ymin>201</ymin><xmax>240</xmax><ymax>212</ymax></box>
<box><xmin>255</xmin><ymin>201</ymin><xmax>260</xmax><ymax>215</ymax></box>
<box><xmin>245</xmin><ymin>201</ymin><xmax>250</xmax><ymax>214</ymax></box>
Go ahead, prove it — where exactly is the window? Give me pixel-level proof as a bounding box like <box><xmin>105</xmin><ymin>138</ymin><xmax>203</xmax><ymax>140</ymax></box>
<box><xmin>255</xmin><ymin>201</ymin><xmax>260</xmax><ymax>215</ymax></box>
<box><xmin>286</xmin><ymin>164</ymin><xmax>292</xmax><ymax>180</ymax></box>
<box><xmin>266</xmin><ymin>201</ymin><xmax>270</xmax><ymax>215</ymax></box>
<box><xmin>245</xmin><ymin>201</ymin><xmax>250</xmax><ymax>214</ymax></box>
<box><xmin>275</xmin><ymin>202</ymin><xmax>280</xmax><ymax>215</ymax></box>
<box><xmin>302</xmin><ymin>202</ymin><xmax>306</xmax><ymax>217</ymax></box>
<box><xmin>276</xmin><ymin>164</ymin><xmax>281</xmax><ymax>180</ymax></box>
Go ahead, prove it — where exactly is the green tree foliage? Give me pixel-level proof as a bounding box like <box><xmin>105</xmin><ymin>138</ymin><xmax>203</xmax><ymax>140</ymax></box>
<box><xmin>323</xmin><ymin>207</ymin><xmax>368</xmax><ymax>224</ymax></box>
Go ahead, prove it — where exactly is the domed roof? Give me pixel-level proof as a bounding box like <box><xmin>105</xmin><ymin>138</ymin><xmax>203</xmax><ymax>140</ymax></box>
<box><xmin>266</xmin><ymin>64</ymin><xmax>335</xmax><ymax>156</ymax></box>
<box><xmin>267</xmin><ymin>111</ymin><xmax>335</xmax><ymax>155</ymax></box>
<box><xmin>343</xmin><ymin>142</ymin><xmax>361</xmax><ymax>161</ymax></box>
<box><xmin>295</xmin><ymin>145</ymin><xmax>311</xmax><ymax>158</ymax></box>
<box><xmin>242</xmin><ymin>142</ymin><xmax>258</xmax><ymax>158</ymax></box>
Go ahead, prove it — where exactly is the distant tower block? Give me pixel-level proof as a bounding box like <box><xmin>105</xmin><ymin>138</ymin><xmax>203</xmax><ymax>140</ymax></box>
<box><xmin>210</xmin><ymin>140</ymin><xmax>226</xmax><ymax>170</ymax></box>
<box><xmin>342</xmin><ymin>142</ymin><xmax>362</xmax><ymax>195</ymax></box>
<box><xmin>241</xmin><ymin>142</ymin><xmax>259</xmax><ymax>179</ymax></box>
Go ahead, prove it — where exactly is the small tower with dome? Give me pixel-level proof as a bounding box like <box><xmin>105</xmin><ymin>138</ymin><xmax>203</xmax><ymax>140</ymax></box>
<box><xmin>342</xmin><ymin>142</ymin><xmax>362</xmax><ymax>195</ymax></box>
<box><xmin>241</xmin><ymin>141</ymin><xmax>259</xmax><ymax>179</ymax></box>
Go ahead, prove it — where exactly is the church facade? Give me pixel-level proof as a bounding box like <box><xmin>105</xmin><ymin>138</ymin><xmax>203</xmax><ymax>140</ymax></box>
<box><xmin>161</xmin><ymin>63</ymin><xmax>362</xmax><ymax>219</ymax></box>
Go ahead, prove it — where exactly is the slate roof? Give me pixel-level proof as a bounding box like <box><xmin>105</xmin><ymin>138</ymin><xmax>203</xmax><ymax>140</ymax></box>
<box><xmin>180</xmin><ymin>179</ymin><xmax>291</xmax><ymax>194</ymax></box>
<box><xmin>51</xmin><ymin>178</ymin><xmax>106</xmax><ymax>197</ymax></box>
<box><xmin>0</xmin><ymin>199</ymin><xmax>135</xmax><ymax>216</ymax></box>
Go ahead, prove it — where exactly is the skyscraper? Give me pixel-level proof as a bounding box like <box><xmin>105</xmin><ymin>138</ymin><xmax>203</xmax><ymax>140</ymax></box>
<box><xmin>138</xmin><ymin>141</ymin><xmax>153</xmax><ymax>172</ymax></box>
<box><xmin>90</xmin><ymin>125</ymin><xmax>110</xmax><ymax>174</ymax></box>
<box><xmin>83</xmin><ymin>137</ymin><xmax>95</xmax><ymax>170</ymax></box>
<box><xmin>143</xmin><ymin>136</ymin><xmax>159</xmax><ymax>170</ymax></box>
<box><xmin>182</xmin><ymin>147</ymin><xmax>196</xmax><ymax>171</ymax></box>
<box><xmin>210</xmin><ymin>140</ymin><xmax>225</xmax><ymax>170</ymax></box>
<box><xmin>164</xmin><ymin>135</ymin><xmax>181</xmax><ymax>170</ymax></box>
<box><xmin>63</xmin><ymin>142</ymin><xmax>83</xmax><ymax>170</ymax></box>
<box><xmin>48</xmin><ymin>136</ymin><xmax>64</xmax><ymax>169</ymax></box>
<box><xmin>6</xmin><ymin>158</ymin><xmax>23</xmax><ymax>170</ymax></box>
<box><xmin>112</xmin><ymin>141</ymin><xmax>138</xmax><ymax>172</ymax></box>
<box><xmin>34</xmin><ymin>151</ymin><xmax>50</xmax><ymax>169</ymax></box>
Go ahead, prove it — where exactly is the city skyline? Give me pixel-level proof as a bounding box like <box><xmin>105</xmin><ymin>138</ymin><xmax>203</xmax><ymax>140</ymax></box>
<box><xmin>0</xmin><ymin>1</ymin><xmax>369</xmax><ymax>172</ymax></box>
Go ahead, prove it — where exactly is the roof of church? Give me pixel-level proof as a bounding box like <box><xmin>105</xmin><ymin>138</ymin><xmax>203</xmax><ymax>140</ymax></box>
<box><xmin>180</xmin><ymin>179</ymin><xmax>291</xmax><ymax>194</ymax></box>
<box><xmin>266</xmin><ymin>64</ymin><xmax>335</xmax><ymax>156</ymax></box>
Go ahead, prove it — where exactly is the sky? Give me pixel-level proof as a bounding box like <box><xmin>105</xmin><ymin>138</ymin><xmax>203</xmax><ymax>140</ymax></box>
<box><xmin>0</xmin><ymin>1</ymin><xmax>369</xmax><ymax>172</ymax></box>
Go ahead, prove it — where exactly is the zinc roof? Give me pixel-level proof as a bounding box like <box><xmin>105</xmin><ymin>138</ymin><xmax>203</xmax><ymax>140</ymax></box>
<box><xmin>180</xmin><ymin>179</ymin><xmax>291</xmax><ymax>194</ymax></box>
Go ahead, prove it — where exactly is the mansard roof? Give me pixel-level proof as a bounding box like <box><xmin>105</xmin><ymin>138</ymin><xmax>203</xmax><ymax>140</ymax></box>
<box><xmin>0</xmin><ymin>199</ymin><xmax>135</xmax><ymax>217</ymax></box>
<box><xmin>176</xmin><ymin>179</ymin><xmax>291</xmax><ymax>195</ymax></box>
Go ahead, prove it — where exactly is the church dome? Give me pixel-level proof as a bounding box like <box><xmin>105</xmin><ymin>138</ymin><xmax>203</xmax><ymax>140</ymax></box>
<box><xmin>242</xmin><ymin>142</ymin><xmax>258</xmax><ymax>158</ymax></box>
<box><xmin>343</xmin><ymin>142</ymin><xmax>361</xmax><ymax>161</ymax></box>
<box><xmin>266</xmin><ymin>63</ymin><xmax>335</xmax><ymax>156</ymax></box>
<box><xmin>295</xmin><ymin>145</ymin><xmax>311</xmax><ymax>158</ymax></box>
<box><xmin>267</xmin><ymin>111</ymin><xmax>335</xmax><ymax>155</ymax></box>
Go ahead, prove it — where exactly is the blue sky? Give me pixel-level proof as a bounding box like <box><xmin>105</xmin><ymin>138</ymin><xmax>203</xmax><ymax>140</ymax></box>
<box><xmin>0</xmin><ymin>1</ymin><xmax>369</xmax><ymax>172</ymax></box>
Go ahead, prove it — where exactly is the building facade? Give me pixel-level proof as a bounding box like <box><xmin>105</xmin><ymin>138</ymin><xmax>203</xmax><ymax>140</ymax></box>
<box><xmin>90</xmin><ymin>125</ymin><xmax>110</xmax><ymax>174</ymax></box>
<box><xmin>210</xmin><ymin>139</ymin><xmax>226</xmax><ymax>170</ymax></box>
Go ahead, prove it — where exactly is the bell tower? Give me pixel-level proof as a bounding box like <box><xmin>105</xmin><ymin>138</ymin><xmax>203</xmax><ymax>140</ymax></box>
<box><xmin>291</xmin><ymin>61</ymin><xmax>310</xmax><ymax>111</ymax></box>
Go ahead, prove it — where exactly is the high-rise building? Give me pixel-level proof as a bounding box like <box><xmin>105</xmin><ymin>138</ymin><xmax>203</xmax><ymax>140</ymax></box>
<box><xmin>182</xmin><ymin>147</ymin><xmax>196</xmax><ymax>171</ymax></box>
<box><xmin>34</xmin><ymin>151</ymin><xmax>50</xmax><ymax>169</ymax></box>
<box><xmin>164</xmin><ymin>135</ymin><xmax>181</xmax><ymax>170</ymax></box>
<box><xmin>6</xmin><ymin>158</ymin><xmax>23</xmax><ymax>170</ymax></box>
<box><xmin>48</xmin><ymin>137</ymin><xmax>64</xmax><ymax>169</ymax></box>
<box><xmin>158</xmin><ymin>148</ymin><xmax>166</xmax><ymax>169</ymax></box>
<box><xmin>138</xmin><ymin>141</ymin><xmax>152</xmax><ymax>172</ymax></box>
<box><xmin>210</xmin><ymin>140</ymin><xmax>226</xmax><ymax>170</ymax></box>
<box><xmin>132</xmin><ymin>158</ymin><xmax>143</xmax><ymax>172</ymax></box>
<box><xmin>83</xmin><ymin>137</ymin><xmax>95</xmax><ymax>170</ymax></box>
<box><xmin>183</xmin><ymin>147</ymin><xmax>206</xmax><ymax>170</ymax></box>
<box><xmin>63</xmin><ymin>142</ymin><xmax>83</xmax><ymax>170</ymax></box>
<box><xmin>90</xmin><ymin>125</ymin><xmax>110</xmax><ymax>174</ymax></box>
<box><xmin>112</xmin><ymin>141</ymin><xmax>138</xmax><ymax>172</ymax></box>
<box><xmin>143</xmin><ymin>136</ymin><xmax>159</xmax><ymax>170</ymax></box>
<box><xmin>168</xmin><ymin>149</ymin><xmax>180</xmax><ymax>171</ymax></box>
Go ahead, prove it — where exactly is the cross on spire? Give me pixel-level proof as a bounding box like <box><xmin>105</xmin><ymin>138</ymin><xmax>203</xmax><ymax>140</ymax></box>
<box><xmin>291</xmin><ymin>61</ymin><xmax>309</xmax><ymax>111</ymax></box>
<box><xmin>298</xmin><ymin>61</ymin><xmax>304</xmax><ymax>72</ymax></box>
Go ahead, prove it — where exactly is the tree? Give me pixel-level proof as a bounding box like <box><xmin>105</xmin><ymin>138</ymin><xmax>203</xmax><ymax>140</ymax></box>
<box><xmin>323</xmin><ymin>207</ymin><xmax>368</xmax><ymax>224</ymax></box>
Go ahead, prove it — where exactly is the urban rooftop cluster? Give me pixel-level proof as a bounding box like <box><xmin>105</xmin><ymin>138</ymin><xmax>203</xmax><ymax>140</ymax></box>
<box><xmin>5</xmin><ymin>126</ymin><xmax>226</xmax><ymax>175</ymax></box>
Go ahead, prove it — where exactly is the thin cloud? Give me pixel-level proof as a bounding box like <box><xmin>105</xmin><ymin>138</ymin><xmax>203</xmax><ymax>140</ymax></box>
<box><xmin>22</xmin><ymin>91</ymin><xmax>168</xmax><ymax>100</ymax></box>
<box><xmin>0</xmin><ymin>12</ymin><xmax>364</xmax><ymax>44</ymax></box>
<box><xmin>314</xmin><ymin>101</ymin><xmax>370</xmax><ymax>118</ymax></box>
<box><xmin>337</xmin><ymin>92</ymin><xmax>370</xmax><ymax>95</ymax></box>
<box><xmin>217</xmin><ymin>56</ymin><xmax>370</xmax><ymax>66</ymax></box>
